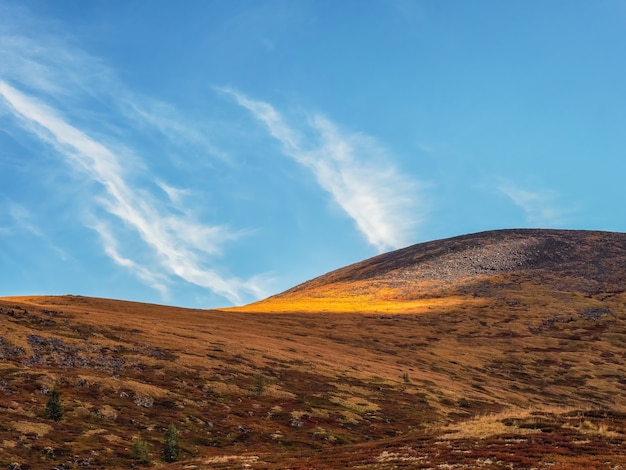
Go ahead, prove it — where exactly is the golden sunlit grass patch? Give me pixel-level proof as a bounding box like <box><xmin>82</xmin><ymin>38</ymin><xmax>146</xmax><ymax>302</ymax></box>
<box><xmin>202</xmin><ymin>455</ymin><xmax>260</xmax><ymax>465</ymax></box>
<box><xmin>119</xmin><ymin>379</ymin><xmax>168</xmax><ymax>398</ymax></box>
<box><xmin>102</xmin><ymin>433</ymin><xmax>124</xmax><ymax>443</ymax></box>
<box><xmin>12</xmin><ymin>421</ymin><xmax>53</xmax><ymax>437</ymax></box>
<box><xmin>436</xmin><ymin>407</ymin><xmax>575</xmax><ymax>440</ymax></box>
<box><xmin>82</xmin><ymin>429</ymin><xmax>106</xmax><ymax>438</ymax></box>
<box><xmin>202</xmin><ymin>380</ymin><xmax>243</xmax><ymax>396</ymax></box>
<box><xmin>228</xmin><ymin>289</ymin><xmax>479</xmax><ymax>314</ymax></box>
<box><xmin>377</xmin><ymin>448</ymin><xmax>428</xmax><ymax>464</ymax></box>
<box><xmin>329</xmin><ymin>394</ymin><xmax>380</xmax><ymax>413</ymax></box>
<box><xmin>564</xmin><ymin>419</ymin><xmax>622</xmax><ymax>438</ymax></box>
<box><xmin>262</xmin><ymin>384</ymin><xmax>296</xmax><ymax>399</ymax></box>
<box><xmin>223</xmin><ymin>276</ymin><xmax>480</xmax><ymax>314</ymax></box>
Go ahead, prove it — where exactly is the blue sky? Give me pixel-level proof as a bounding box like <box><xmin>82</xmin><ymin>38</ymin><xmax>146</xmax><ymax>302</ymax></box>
<box><xmin>1</xmin><ymin>0</ymin><xmax>625</xmax><ymax>308</ymax></box>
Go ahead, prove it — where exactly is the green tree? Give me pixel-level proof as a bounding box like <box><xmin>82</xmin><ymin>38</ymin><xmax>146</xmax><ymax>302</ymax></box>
<box><xmin>130</xmin><ymin>437</ymin><xmax>151</xmax><ymax>464</ymax></box>
<box><xmin>162</xmin><ymin>424</ymin><xmax>179</xmax><ymax>463</ymax></box>
<box><xmin>45</xmin><ymin>389</ymin><xmax>63</xmax><ymax>421</ymax></box>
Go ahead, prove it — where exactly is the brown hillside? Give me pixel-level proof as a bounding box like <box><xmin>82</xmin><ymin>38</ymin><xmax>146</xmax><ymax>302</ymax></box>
<box><xmin>2</xmin><ymin>229</ymin><xmax>626</xmax><ymax>468</ymax></box>
<box><xmin>230</xmin><ymin>229</ymin><xmax>626</xmax><ymax>313</ymax></box>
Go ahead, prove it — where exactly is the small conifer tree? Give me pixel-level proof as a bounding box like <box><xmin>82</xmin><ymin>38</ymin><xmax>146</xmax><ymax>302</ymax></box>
<box><xmin>162</xmin><ymin>424</ymin><xmax>179</xmax><ymax>463</ymax></box>
<box><xmin>45</xmin><ymin>389</ymin><xmax>63</xmax><ymax>421</ymax></box>
<box><xmin>130</xmin><ymin>437</ymin><xmax>151</xmax><ymax>464</ymax></box>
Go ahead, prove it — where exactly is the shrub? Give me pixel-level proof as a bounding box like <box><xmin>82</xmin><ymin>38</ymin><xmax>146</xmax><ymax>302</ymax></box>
<box><xmin>45</xmin><ymin>389</ymin><xmax>63</xmax><ymax>421</ymax></box>
<box><xmin>162</xmin><ymin>424</ymin><xmax>179</xmax><ymax>462</ymax></box>
<box><xmin>130</xmin><ymin>437</ymin><xmax>150</xmax><ymax>464</ymax></box>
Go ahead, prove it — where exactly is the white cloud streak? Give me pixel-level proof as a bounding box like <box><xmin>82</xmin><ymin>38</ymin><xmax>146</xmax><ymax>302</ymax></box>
<box><xmin>0</xmin><ymin>9</ymin><xmax>270</xmax><ymax>305</ymax></box>
<box><xmin>93</xmin><ymin>221</ymin><xmax>169</xmax><ymax>297</ymax></box>
<box><xmin>0</xmin><ymin>7</ymin><xmax>423</xmax><ymax>304</ymax></box>
<box><xmin>498</xmin><ymin>182</ymin><xmax>570</xmax><ymax>227</ymax></box>
<box><xmin>222</xmin><ymin>88</ymin><xmax>423</xmax><ymax>252</ymax></box>
<box><xmin>0</xmin><ymin>80</ymin><xmax>261</xmax><ymax>304</ymax></box>
<box><xmin>0</xmin><ymin>11</ymin><xmax>228</xmax><ymax>163</ymax></box>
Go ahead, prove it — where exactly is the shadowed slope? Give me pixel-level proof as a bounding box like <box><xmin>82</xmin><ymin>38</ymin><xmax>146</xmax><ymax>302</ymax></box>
<box><xmin>228</xmin><ymin>229</ymin><xmax>626</xmax><ymax>313</ymax></box>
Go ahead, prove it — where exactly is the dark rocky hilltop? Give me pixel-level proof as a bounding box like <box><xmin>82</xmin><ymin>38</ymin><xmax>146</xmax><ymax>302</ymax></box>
<box><xmin>249</xmin><ymin>229</ymin><xmax>626</xmax><ymax>312</ymax></box>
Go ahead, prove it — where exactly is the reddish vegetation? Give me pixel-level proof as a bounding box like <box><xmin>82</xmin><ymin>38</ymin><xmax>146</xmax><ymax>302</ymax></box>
<box><xmin>2</xmin><ymin>229</ymin><xmax>626</xmax><ymax>468</ymax></box>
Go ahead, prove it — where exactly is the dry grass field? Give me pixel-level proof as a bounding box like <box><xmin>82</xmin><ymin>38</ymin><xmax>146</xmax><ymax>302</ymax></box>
<box><xmin>2</xmin><ymin>229</ymin><xmax>626</xmax><ymax>468</ymax></box>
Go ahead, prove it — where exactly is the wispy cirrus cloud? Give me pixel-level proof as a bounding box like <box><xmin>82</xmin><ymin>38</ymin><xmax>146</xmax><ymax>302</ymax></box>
<box><xmin>498</xmin><ymin>181</ymin><xmax>572</xmax><ymax>227</ymax></box>
<box><xmin>0</xmin><ymin>5</ymin><xmax>271</xmax><ymax>306</ymax></box>
<box><xmin>93</xmin><ymin>221</ymin><xmax>169</xmax><ymax>297</ymax></box>
<box><xmin>221</xmin><ymin>88</ymin><xmax>424</xmax><ymax>252</ymax></box>
<box><xmin>0</xmin><ymin>9</ymin><xmax>228</xmax><ymax>165</ymax></box>
<box><xmin>0</xmin><ymin>80</ymin><xmax>262</xmax><ymax>304</ymax></box>
<box><xmin>0</xmin><ymin>4</ymin><xmax>114</xmax><ymax>100</ymax></box>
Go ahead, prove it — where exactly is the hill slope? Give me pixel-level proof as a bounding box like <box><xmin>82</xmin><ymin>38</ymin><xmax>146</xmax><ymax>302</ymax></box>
<box><xmin>230</xmin><ymin>228</ymin><xmax>626</xmax><ymax>313</ymax></box>
<box><xmin>2</xmin><ymin>229</ymin><xmax>626</xmax><ymax>468</ymax></box>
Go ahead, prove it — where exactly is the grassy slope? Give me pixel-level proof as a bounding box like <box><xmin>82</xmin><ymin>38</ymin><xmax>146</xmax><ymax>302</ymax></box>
<box><xmin>2</xmin><ymin>229</ymin><xmax>626</xmax><ymax>468</ymax></box>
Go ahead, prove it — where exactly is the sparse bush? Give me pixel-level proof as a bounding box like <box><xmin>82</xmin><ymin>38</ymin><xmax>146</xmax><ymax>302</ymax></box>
<box><xmin>131</xmin><ymin>436</ymin><xmax>151</xmax><ymax>464</ymax></box>
<box><xmin>255</xmin><ymin>373</ymin><xmax>266</xmax><ymax>396</ymax></box>
<box><xmin>162</xmin><ymin>424</ymin><xmax>179</xmax><ymax>462</ymax></box>
<box><xmin>402</xmin><ymin>372</ymin><xmax>411</xmax><ymax>383</ymax></box>
<box><xmin>45</xmin><ymin>388</ymin><xmax>63</xmax><ymax>421</ymax></box>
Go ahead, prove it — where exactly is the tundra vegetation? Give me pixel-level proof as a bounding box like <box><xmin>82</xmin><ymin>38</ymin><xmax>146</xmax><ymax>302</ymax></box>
<box><xmin>45</xmin><ymin>389</ymin><xmax>62</xmax><ymax>422</ymax></box>
<box><xmin>1</xmin><ymin>229</ymin><xmax>626</xmax><ymax>468</ymax></box>
<box><xmin>163</xmin><ymin>424</ymin><xmax>180</xmax><ymax>463</ymax></box>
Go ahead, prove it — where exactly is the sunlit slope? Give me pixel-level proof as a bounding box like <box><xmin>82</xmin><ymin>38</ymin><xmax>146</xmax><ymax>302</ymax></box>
<box><xmin>227</xmin><ymin>228</ymin><xmax>626</xmax><ymax>313</ymax></box>
<box><xmin>228</xmin><ymin>282</ymin><xmax>480</xmax><ymax>313</ymax></box>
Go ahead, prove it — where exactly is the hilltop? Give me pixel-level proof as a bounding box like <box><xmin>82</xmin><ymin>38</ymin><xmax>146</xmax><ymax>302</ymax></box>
<box><xmin>231</xmin><ymin>228</ymin><xmax>626</xmax><ymax>313</ymax></box>
<box><xmin>2</xmin><ymin>229</ymin><xmax>626</xmax><ymax>468</ymax></box>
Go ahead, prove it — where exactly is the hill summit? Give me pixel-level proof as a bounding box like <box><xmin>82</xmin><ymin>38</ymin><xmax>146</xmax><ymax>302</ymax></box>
<box><xmin>230</xmin><ymin>228</ymin><xmax>626</xmax><ymax>313</ymax></box>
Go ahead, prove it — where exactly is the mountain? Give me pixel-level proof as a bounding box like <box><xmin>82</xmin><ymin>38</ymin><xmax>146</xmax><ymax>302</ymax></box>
<box><xmin>232</xmin><ymin>228</ymin><xmax>626</xmax><ymax>313</ymax></box>
<box><xmin>2</xmin><ymin>229</ymin><xmax>626</xmax><ymax>469</ymax></box>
